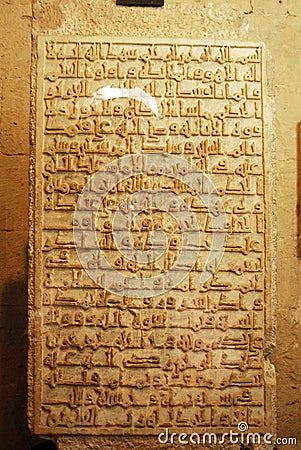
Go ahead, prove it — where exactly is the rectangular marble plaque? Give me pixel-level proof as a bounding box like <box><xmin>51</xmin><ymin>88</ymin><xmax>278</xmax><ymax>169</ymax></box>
<box><xmin>29</xmin><ymin>37</ymin><xmax>274</xmax><ymax>436</ymax></box>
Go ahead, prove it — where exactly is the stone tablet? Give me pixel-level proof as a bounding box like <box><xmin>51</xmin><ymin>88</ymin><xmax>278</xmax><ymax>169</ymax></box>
<box><xmin>28</xmin><ymin>37</ymin><xmax>275</xmax><ymax>438</ymax></box>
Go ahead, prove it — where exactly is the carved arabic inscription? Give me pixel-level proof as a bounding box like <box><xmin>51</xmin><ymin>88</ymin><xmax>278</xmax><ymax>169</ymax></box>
<box><xmin>30</xmin><ymin>38</ymin><xmax>271</xmax><ymax>435</ymax></box>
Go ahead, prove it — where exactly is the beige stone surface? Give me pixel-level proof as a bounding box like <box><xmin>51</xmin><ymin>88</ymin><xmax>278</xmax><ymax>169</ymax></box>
<box><xmin>29</xmin><ymin>36</ymin><xmax>275</xmax><ymax>443</ymax></box>
<box><xmin>0</xmin><ymin>1</ymin><xmax>300</xmax><ymax>449</ymax></box>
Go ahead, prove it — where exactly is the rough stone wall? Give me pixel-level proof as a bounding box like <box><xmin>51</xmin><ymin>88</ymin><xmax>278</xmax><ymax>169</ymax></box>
<box><xmin>0</xmin><ymin>0</ymin><xmax>33</xmax><ymax>448</ymax></box>
<box><xmin>0</xmin><ymin>0</ymin><xmax>300</xmax><ymax>449</ymax></box>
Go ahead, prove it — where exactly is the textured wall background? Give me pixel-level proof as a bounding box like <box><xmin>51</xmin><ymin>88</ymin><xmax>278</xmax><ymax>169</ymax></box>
<box><xmin>1</xmin><ymin>0</ymin><xmax>300</xmax><ymax>449</ymax></box>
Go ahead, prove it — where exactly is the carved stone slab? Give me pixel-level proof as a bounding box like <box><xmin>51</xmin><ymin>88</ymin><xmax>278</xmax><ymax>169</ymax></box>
<box><xmin>28</xmin><ymin>37</ymin><xmax>275</xmax><ymax>438</ymax></box>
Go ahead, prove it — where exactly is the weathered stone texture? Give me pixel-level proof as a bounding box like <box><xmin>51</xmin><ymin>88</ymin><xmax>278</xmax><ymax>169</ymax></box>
<box><xmin>30</xmin><ymin>36</ymin><xmax>275</xmax><ymax>443</ymax></box>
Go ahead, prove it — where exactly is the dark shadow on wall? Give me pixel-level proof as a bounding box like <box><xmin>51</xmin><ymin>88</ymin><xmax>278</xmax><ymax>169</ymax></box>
<box><xmin>0</xmin><ymin>277</ymin><xmax>57</xmax><ymax>450</ymax></box>
<box><xmin>0</xmin><ymin>279</ymin><xmax>30</xmax><ymax>450</ymax></box>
